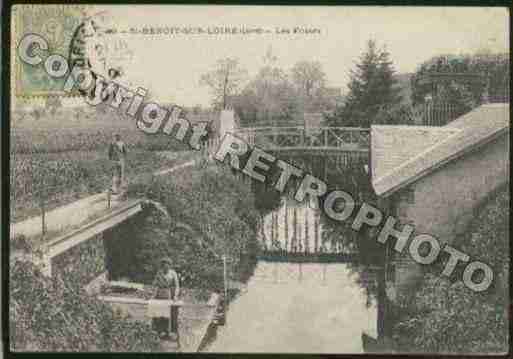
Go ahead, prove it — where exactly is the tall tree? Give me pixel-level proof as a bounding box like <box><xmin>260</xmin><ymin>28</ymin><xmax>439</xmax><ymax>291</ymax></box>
<box><xmin>326</xmin><ymin>40</ymin><xmax>402</xmax><ymax>127</ymax></box>
<box><xmin>234</xmin><ymin>49</ymin><xmax>300</xmax><ymax>126</ymax></box>
<box><xmin>291</xmin><ymin>60</ymin><xmax>335</xmax><ymax>112</ymax></box>
<box><xmin>411</xmin><ymin>52</ymin><xmax>509</xmax><ymax>107</ymax></box>
<box><xmin>291</xmin><ymin>60</ymin><xmax>326</xmax><ymax>99</ymax></box>
<box><xmin>200</xmin><ymin>57</ymin><xmax>247</xmax><ymax>110</ymax></box>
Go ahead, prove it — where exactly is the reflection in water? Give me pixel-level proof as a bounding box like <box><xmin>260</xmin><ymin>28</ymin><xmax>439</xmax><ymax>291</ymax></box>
<box><xmin>207</xmin><ymin>199</ymin><xmax>378</xmax><ymax>353</ymax></box>
<box><xmin>261</xmin><ymin>196</ymin><xmax>353</xmax><ymax>253</ymax></box>
<box><xmin>208</xmin><ymin>261</ymin><xmax>377</xmax><ymax>353</ymax></box>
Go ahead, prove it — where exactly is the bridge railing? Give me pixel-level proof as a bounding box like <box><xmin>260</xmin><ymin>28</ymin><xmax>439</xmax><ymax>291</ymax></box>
<box><xmin>235</xmin><ymin>126</ymin><xmax>370</xmax><ymax>151</ymax></box>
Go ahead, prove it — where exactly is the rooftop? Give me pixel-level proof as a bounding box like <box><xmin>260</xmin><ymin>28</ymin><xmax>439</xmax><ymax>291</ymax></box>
<box><xmin>371</xmin><ymin>103</ymin><xmax>509</xmax><ymax>197</ymax></box>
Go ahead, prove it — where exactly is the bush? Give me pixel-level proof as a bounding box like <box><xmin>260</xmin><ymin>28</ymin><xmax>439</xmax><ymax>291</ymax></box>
<box><xmin>10</xmin><ymin>260</ymin><xmax>160</xmax><ymax>352</ymax></box>
<box><xmin>125</xmin><ymin>163</ymin><xmax>260</xmax><ymax>291</ymax></box>
<box><xmin>411</xmin><ymin>52</ymin><xmax>509</xmax><ymax>106</ymax></box>
<box><xmin>392</xmin><ymin>187</ymin><xmax>509</xmax><ymax>354</ymax></box>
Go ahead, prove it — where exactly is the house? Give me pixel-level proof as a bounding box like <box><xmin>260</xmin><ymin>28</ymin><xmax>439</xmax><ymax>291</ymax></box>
<box><xmin>370</xmin><ymin>103</ymin><xmax>509</xmax><ymax>288</ymax></box>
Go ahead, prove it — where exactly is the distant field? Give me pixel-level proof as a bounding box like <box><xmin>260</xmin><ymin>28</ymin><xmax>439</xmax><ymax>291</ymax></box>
<box><xmin>11</xmin><ymin>105</ymin><xmax>190</xmax><ymax>154</ymax></box>
<box><xmin>11</xmin><ymin>127</ymin><xmax>187</xmax><ymax>153</ymax></box>
<box><xmin>10</xmin><ymin>105</ymin><xmax>202</xmax><ymax>221</ymax></box>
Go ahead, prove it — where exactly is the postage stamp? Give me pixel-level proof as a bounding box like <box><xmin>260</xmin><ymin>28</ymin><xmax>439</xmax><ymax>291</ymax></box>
<box><xmin>12</xmin><ymin>4</ymin><xmax>88</xmax><ymax>97</ymax></box>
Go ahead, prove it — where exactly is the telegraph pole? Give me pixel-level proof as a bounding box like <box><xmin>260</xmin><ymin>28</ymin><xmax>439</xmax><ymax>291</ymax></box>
<box><xmin>222</xmin><ymin>254</ymin><xmax>228</xmax><ymax>302</ymax></box>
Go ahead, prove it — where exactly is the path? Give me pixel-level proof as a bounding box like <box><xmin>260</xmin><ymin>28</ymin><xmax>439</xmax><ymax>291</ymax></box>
<box><xmin>10</xmin><ymin>156</ymin><xmax>197</xmax><ymax>241</ymax></box>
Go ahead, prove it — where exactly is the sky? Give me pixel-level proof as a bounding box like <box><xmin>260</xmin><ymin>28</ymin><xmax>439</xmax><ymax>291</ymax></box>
<box><xmin>94</xmin><ymin>5</ymin><xmax>509</xmax><ymax>107</ymax></box>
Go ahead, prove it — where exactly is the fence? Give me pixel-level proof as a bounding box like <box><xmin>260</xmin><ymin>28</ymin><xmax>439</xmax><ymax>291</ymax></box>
<box><xmin>236</xmin><ymin>126</ymin><xmax>370</xmax><ymax>151</ymax></box>
<box><xmin>419</xmin><ymin>102</ymin><xmax>465</xmax><ymax>126</ymax></box>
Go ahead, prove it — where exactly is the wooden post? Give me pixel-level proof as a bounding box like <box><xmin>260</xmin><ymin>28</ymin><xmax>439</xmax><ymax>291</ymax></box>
<box><xmin>170</xmin><ymin>303</ymin><xmax>179</xmax><ymax>338</ymax></box>
<box><xmin>304</xmin><ymin>208</ymin><xmax>309</xmax><ymax>254</ymax></box>
<box><xmin>299</xmin><ymin>207</ymin><xmax>304</xmax><ymax>253</ymax></box>
<box><xmin>107</xmin><ymin>188</ymin><xmax>111</xmax><ymax>209</ymax></box>
<box><xmin>270</xmin><ymin>212</ymin><xmax>275</xmax><ymax>249</ymax></box>
<box><xmin>273</xmin><ymin>211</ymin><xmax>278</xmax><ymax>249</ymax></box>
<box><xmin>40</xmin><ymin>196</ymin><xmax>46</xmax><ymax>237</ymax></box>
<box><xmin>314</xmin><ymin>211</ymin><xmax>319</xmax><ymax>253</ymax></box>
<box><xmin>284</xmin><ymin>200</ymin><xmax>289</xmax><ymax>252</ymax></box>
<box><xmin>223</xmin><ymin>255</ymin><xmax>228</xmax><ymax>303</ymax></box>
<box><xmin>292</xmin><ymin>207</ymin><xmax>298</xmax><ymax>252</ymax></box>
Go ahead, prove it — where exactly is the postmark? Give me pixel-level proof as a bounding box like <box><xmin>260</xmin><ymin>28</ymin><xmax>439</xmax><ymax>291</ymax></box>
<box><xmin>67</xmin><ymin>11</ymin><xmax>134</xmax><ymax>97</ymax></box>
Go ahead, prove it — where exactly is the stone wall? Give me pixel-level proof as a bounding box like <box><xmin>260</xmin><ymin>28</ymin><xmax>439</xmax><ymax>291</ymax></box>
<box><xmin>400</xmin><ymin>133</ymin><xmax>509</xmax><ymax>244</ymax></box>
<box><xmin>45</xmin><ymin>210</ymin><xmax>148</xmax><ymax>290</ymax></box>
<box><xmin>393</xmin><ymin>133</ymin><xmax>509</xmax><ymax>288</ymax></box>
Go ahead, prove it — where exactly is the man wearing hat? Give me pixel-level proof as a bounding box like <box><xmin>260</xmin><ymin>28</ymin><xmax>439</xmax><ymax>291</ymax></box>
<box><xmin>108</xmin><ymin>133</ymin><xmax>128</xmax><ymax>194</ymax></box>
<box><xmin>150</xmin><ymin>257</ymin><xmax>180</xmax><ymax>339</ymax></box>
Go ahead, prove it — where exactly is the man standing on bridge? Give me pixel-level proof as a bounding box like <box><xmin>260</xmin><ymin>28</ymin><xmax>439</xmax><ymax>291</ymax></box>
<box><xmin>108</xmin><ymin>133</ymin><xmax>128</xmax><ymax>194</ymax></box>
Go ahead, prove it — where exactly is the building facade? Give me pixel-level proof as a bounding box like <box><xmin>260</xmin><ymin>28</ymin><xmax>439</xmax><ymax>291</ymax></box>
<box><xmin>371</xmin><ymin>104</ymin><xmax>509</xmax><ymax>289</ymax></box>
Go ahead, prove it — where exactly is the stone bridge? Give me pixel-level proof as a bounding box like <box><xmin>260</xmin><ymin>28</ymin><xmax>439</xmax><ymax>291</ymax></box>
<box><xmin>11</xmin><ymin>197</ymin><xmax>148</xmax><ymax>292</ymax></box>
<box><xmin>10</xmin><ymin>159</ymin><xmax>197</xmax><ymax>292</ymax></box>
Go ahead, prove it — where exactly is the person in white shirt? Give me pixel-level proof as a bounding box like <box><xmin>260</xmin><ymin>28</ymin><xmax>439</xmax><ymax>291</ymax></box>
<box><xmin>150</xmin><ymin>258</ymin><xmax>180</xmax><ymax>339</ymax></box>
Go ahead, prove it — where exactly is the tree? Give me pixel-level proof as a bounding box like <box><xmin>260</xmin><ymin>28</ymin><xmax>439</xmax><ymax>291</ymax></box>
<box><xmin>326</xmin><ymin>40</ymin><xmax>402</xmax><ymax>128</ymax></box>
<box><xmin>233</xmin><ymin>49</ymin><xmax>301</xmax><ymax>126</ymax></box>
<box><xmin>410</xmin><ymin>52</ymin><xmax>509</xmax><ymax>107</ymax></box>
<box><xmin>126</xmin><ymin>165</ymin><xmax>260</xmax><ymax>290</ymax></box>
<box><xmin>10</xmin><ymin>260</ymin><xmax>160</xmax><ymax>351</ymax></box>
<box><xmin>200</xmin><ymin>57</ymin><xmax>247</xmax><ymax>110</ymax></box>
<box><xmin>291</xmin><ymin>60</ymin><xmax>326</xmax><ymax>99</ymax></box>
<box><xmin>406</xmin><ymin>52</ymin><xmax>509</xmax><ymax>126</ymax></box>
<box><xmin>291</xmin><ymin>60</ymin><xmax>335</xmax><ymax>112</ymax></box>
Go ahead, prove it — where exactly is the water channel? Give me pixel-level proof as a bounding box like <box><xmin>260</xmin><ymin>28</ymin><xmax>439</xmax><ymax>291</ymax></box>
<box><xmin>206</xmin><ymin>197</ymin><xmax>379</xmax><ymax>353</ymax></box>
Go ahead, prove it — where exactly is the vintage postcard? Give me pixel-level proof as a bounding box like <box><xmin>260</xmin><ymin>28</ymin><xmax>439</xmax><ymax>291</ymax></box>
<box><xmin>5</xmin><ymin>3</ymin><xmax>510</xmax><ymax>355</ymax></box>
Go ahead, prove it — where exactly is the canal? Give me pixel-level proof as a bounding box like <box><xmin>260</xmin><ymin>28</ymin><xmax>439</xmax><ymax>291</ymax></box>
<box><xmin>207</xmin><ymin>261</ymin><xmax>377</xmax><ymax>353</ymax></box>
<box><xmin>206</xmin><ymin>197</ymin><xmax>379</xmax><ymax>353</ymax></box>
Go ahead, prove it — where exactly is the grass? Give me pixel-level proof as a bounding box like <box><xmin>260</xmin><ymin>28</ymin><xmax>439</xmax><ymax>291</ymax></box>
<box><xmin>10</xmin><ymin>102</ymin><xmax>205</xmax><ymax>222</ymax></box>
<box><xmin>10</xmin><ymin>150</ymin><xmax>198</xmax><ymax>222</ymax></box>
<box><xmin>11</xmin><ymin>104</ymin><xmax>192</xmax><ymax>153</ymax></box>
